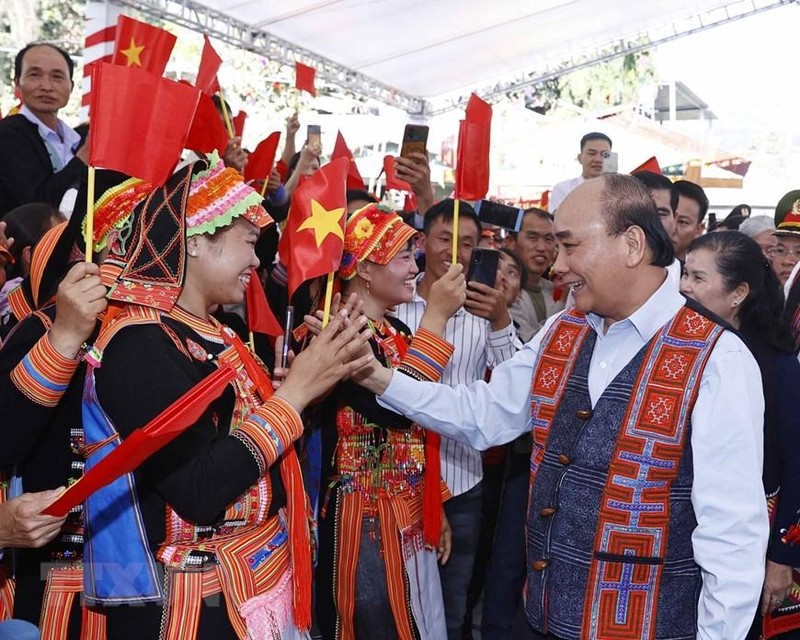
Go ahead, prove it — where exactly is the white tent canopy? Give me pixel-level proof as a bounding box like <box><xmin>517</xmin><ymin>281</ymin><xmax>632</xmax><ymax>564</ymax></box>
<box><xmin>122</xmin><ymin>0</ymin><xmax>792</xmax><ymax>113</ymax></box>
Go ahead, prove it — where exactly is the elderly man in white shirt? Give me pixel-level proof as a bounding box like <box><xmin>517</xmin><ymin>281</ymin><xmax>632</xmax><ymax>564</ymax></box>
<box><xmin>358</xmin><ymin>174</ymin><xmax>768</xmax><ymax>640</ymax></box>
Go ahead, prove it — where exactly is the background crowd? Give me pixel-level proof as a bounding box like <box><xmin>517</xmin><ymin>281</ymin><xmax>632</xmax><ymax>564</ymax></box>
<box><xmin>1</xmin><ymin>39</ymin><xmax>800</xmax><ymax>640</ymax></box>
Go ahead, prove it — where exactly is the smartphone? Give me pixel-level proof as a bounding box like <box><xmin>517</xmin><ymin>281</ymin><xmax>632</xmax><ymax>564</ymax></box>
<box><xmin>602</xmin><ymin>151</ymin><xmax>618</xmax><ymax>173</ymax></box>
<box><xmin>307</xmin><ymin>125</ymin><xmax>321</xmax><ymax>149</ymax></box>
<box><xmin>280</xmin><ymin>306</ymin><xmax>294</xmax><ymax>369</ymax></box>
<box><xmin>467</xmin><ymin>248</ymin><xmax>500</xmax><ymax>288</ymax></box>
<box><xmin>474</xmin><ymin>200</ymin><xmax>524</xmax><ymax>232</ymax></box>
<box><xmin>400</xmin><ymin>124</ymin><xmax>429</xmax><ymax>159</ymax></box>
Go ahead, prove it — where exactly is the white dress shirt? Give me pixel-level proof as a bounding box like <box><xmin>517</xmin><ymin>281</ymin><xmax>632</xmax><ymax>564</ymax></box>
<box><xmin>548</xmin><ymin>175</ymin><xmax>584</xmax><ymax>213</ymax></box>
<box><xmin>380</xmin><ymin>276</ymin><xmax>768</xmax><ymax>639</ymax></box>
<box><xmin>392</xmin><ymin>272</ymin><xmax>519</xmax><ymax>496</ymax></box>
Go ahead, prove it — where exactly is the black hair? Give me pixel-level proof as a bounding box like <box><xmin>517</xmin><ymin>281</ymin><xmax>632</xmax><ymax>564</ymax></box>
<box><xmin>522</xmin><ymin>207</ymin><xmax>553</xmax><ymax>223</ymax></box>
<box><xmin>3</xmin><ymin>203</ymin><xmax>60</xmax><ymax>278</ymax></box>
<box><xmin>674</xmin><ymin>180</ymin><xmax>709</xmax><ymax>223</ymax></box>
<box><xmin>14</xmin><ymin>43</ymin><xmax>74</xmax><ymax>82</ymax></box>
<box><xmin>632</xmin><ymin>170</ymin><xmax>679</xmax><ymax>214</ymax></box>
<box><xmin>422</xmin><ymin>199</ymin><xmax>482</xmax><ymax>236</ymax></box>
<box><xmin>712</xmin><ymin>214</ymin><xmax>747</xmax><ymax>232</ymax></box>
<box><xmin>600</xmin><ymin>173</ymin><xmax>675</xmax><ymax>268</ymax></box>
<box><xmin>346</xmin><ymin>190</ymin><xmax>378</xmax><ymax>205</ymax></box>
<box><xmin>499</xmin><ymin>247</ymin><xmax>528</xmax><ymax>290</ymax></box>
<box><xmin>687</xmin><ymin>231</ymin><xmax>794</xmax><ymax>353</ymax></box>
<box><xmin>580</xmin><ymin>132</ymin><xmax>612</xmax><ymax>151</ymax></box>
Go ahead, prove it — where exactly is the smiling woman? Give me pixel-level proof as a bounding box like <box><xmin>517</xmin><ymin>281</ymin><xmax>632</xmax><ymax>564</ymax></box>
<box><xmin>79</xmin><ymin>153</ymin><xmax>373</xmax><ymax>640</ymax></box>
<box><xmin>681</xmin><ymin>231</ymin><xmax>800</xmax><ymax>636</ymax></box>
<box><xmin>311</xmin><ymin>203</ymin><xmax>466</xmax><ymax>640</ymax></box>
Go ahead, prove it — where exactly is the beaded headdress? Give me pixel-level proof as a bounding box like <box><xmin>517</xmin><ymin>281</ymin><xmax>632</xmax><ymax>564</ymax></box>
<box><xmin>83</xmin><ymin>178</ymin><xmax>153</xmax><ymax>253</ymax></box>
<box><xmin>186</xmin><ymin>151</ymin><xmax>273</xmax><ymax>236</ymax></box>
<box><xmin>339</xmin><ymin>203</ymin><xmax>417</xmax><ymax>280</ymax></box>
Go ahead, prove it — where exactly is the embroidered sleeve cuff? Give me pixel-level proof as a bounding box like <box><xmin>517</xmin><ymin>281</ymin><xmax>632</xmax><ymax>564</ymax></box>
<box><xmin>233</xmin><ymin>396</ymin><xmax>303</xmax><ymax>475</ymax></box>
<box><xmin>10</xmin><ymin>331</ymin><xmax>78</xmax><ymax>407</ymax></box>
<box><xmin>399</xmin><ymin>328</ymin><xmax>454</xmax><ymax>382</ymax></box>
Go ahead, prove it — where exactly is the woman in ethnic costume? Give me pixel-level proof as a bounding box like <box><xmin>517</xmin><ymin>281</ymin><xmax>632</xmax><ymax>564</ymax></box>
<box><xmin>681</xmin><ymin>231</ymin><xmax>800</xmax><ymax>639</ymax></box>
<box><xmin>312</xmin><ymin>203</ymin><xmax>466</xmax><ymax>640</ymax></box>
<box><xmin>81</xmin><ymin>154</ymin><xmax>371</xmax><ymax>640</ymax></box>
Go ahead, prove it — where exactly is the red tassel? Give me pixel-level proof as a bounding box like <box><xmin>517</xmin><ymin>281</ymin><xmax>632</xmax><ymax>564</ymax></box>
<box><xmin>422</xmin><ymin>431</ymin><xmax>443</xmax><ymax>547</ymax></box>
<box><xmin>280</xmin><ymin>450</ymin><xmax>313</xmax><ymax>629</ymax></box>
<box><xmin>222</xmin><ymin>329</ymin><xmax>312</xmax><ymax>629</ymax></box>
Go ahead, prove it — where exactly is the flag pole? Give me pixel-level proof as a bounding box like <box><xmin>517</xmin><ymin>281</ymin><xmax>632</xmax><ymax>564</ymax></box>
<box><xmin>451</xmin><ymin>198</ymin><xmax>460</xmax><ymax>265</ymax></box>
<box><xmin>260</xmin><ymin>173</ymin><xmax>270</xmax><ymax>198</ymax></box>
<box><xmin>84</xmin><ymin>165</ymin><xmax>96</xmax><ymax>263</ymax></box>
<box><xmin>217</xmin><ymin>87</ymin><xmax>235</xmax><ymax>138</ymax></box>
<box><xmin>321</xmin><ymin>271</ymin><xmax>335</xmax><ymax>328</ymax></box>
<box><xmin>249</xmin><ymin>330</ymin><xmax>256</xmax><ymax>352</ymax></box>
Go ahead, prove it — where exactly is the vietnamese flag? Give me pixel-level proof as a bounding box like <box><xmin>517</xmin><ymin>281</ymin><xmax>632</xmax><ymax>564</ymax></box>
<box><xmin>245</xmin><ymin>268</ymin><xmax>283</xmax><ymax>338</ymax></box>
<box><xmin>455</xmin><ymin>93</ymin><xmax>492</xmax><ymax>200</ymax></box>
<box><xmin>89</xmin><ymin>62</ymin><xmax>200</xmax><ymax>185</ymax></box>
<box><xmin>631</xmin><ymin>156</ymin><xmax>661</xmax><ymax>174</ymax></box>
<box><xmin>185</xmin><ymin>91</ymin><xmax>228</xmax><ymax>155</ymax></box>
<box><xmin>331</xmin><ymin>131</ymin><xmax>365</xmax><ymax>190</ymax></box>
<box><xmin>383</xmin><ymin>155</ymin><xmax>412</xmax><ymax>192</ymax></box>
<box><xmin>295</xmin><ymin>62</ymin><xmax>316</xmax><ymax>97</ymax></box>
<box><xmin>281</xmin><ymin>157</ymin><xmax>348</xmax><ymax>300</ymax></box>
<box><xmin>112</xmin><ymin>15</ymin><xmax>176</xmax><ymax>76</ymax></box>
<box><xmin>196</xmin><ymin>34</ymin><xmax>222</xmax><ymax>96</ymax></box>
<box><xmin>232</xmin><ymin>110</ymin><xmax>247</xmax><ymax>138</ymax></box>
<box><xmin>43</xmin><ymin>364</ymin><xmax>237</xmax><ymax>517</ymax></box>
<box><xmin>244</xmin><ymin>132</ymin><xmax>281</xmax><ymax>184</ymax></box>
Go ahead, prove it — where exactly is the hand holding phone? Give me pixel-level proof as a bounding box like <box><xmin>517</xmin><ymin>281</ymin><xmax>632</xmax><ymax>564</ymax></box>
<box><xmin>466</xmin><ymin>248</ymin><xmax>500</xmax><ymax>289</ymax></box>
<box><xmin>400</xmin><ymin>124</ymin><xmax>429</xmax><ymax>159</ymax></box>
<box><xmin>307</xmin><ymin>125</ymin><xmax>321</xmax><ymax>150</ymax></box>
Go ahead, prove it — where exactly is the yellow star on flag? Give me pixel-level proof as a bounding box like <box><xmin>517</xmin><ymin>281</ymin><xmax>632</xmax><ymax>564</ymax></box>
<box><xmin>297</xmin><ymin>199</ymin><xmax>345</xmax><ymax>247</ymax></box>
<box><xmin>120</xmin><ymin>38</ymin><xmax>145</xmax><ymax>67</ymax></box>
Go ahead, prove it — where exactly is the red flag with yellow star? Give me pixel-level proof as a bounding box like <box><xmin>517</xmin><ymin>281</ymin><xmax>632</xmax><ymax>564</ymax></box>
<box><xmin>280</xmin><ymin>157</ymin><xmax>348</xmax><ymax>299</ymax></box>
<box><xmin>112</xmin><ymin>15</ymin><xmax>176</xmax><ymax>76</ymax></box>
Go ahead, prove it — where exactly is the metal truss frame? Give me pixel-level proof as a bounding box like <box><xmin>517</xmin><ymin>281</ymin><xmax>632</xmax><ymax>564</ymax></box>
<box><xmin>112</xmin><ymin>0</ymin><xmax>795</xmax><ymax>117</ymax></box>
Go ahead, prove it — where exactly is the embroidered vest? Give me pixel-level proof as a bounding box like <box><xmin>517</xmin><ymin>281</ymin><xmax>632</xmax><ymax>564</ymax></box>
<box><xmin>82</xmin><ymin>305</ymin><xmax>308</xmax><ymax>638</ymax></box>
<box><xmin>524</xmin><ymin>305</ymin><xmax>723</xmax><ymax>640</ymax></box>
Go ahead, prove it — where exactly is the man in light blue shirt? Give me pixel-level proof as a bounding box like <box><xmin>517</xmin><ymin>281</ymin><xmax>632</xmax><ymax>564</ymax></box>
<box><xmin>356</xmin><ymin>174</ymin><xmax>768</xmax><ymax>639</ymax></box>
<box><xmin>0</xmin><ymin>43</ymin><xmax>88</xmax><ymax>217</ymax></box>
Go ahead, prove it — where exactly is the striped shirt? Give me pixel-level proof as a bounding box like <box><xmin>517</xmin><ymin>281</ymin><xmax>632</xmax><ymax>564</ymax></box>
<box><xmin>393</xmin><ymin>272</ymin><xmax>519</xmax><ymax>495</ymax></box>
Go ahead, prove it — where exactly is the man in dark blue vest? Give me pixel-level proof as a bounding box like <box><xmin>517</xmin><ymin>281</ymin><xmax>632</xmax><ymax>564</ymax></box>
<box><xmin>356</xmin><ymin>173</ymin><xmax>768</xmax><ymax>639</ymax></box>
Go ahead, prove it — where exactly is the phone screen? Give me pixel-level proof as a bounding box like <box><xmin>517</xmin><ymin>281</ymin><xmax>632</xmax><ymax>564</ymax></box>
<box><xmin>467</xmin><ymin>248</ymin><xmax>500</xmax><ymax>288</ymax></box>
<box><xmin>400</xmin><ymin>124</ymin><xmax>429</xmax><ymax>159</ymax></box>
<box><xmin>307</xmin><ymin>125</ymin><xmax>321</xmax><ymax>149</ymax></box>
<box><xmin>474</xmin><ymin>200</ymin><xmax>524</xmax><ymax>232</ymax></box>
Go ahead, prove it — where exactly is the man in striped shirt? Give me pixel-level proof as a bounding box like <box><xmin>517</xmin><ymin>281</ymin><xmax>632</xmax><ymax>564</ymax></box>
<box><xmin>393</xmin><ymin>199</ymin><xmax>519</xmax><ymax>639</ymax></box>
